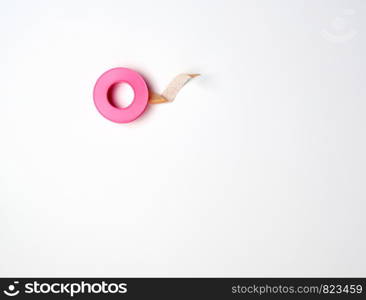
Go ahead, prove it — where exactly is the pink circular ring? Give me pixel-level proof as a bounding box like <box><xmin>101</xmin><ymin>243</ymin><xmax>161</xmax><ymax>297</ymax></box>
<box><xmin>93</xmin><ymin>67</ymin><xmax>149</xmax><ymax>123</ymax></box>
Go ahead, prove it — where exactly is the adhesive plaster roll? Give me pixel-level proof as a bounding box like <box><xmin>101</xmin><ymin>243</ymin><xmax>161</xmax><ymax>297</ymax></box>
<box><xmin>93</xmin><ymin>68</ymin><xmax>199</xmax><ymax>123</ymax></box>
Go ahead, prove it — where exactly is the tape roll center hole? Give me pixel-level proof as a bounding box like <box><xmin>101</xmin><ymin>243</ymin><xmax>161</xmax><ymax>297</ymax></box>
<box><xmin>108</xmin><ymin>82</ymin><xmax>135</xmax><ymax>108</ymax></box>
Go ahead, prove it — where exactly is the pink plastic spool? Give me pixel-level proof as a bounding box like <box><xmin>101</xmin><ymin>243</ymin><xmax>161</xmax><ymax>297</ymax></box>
<box><xmin>93</xmin><ymin>68</ymin><xmax>149</xmax><ymax>123</ymax></box>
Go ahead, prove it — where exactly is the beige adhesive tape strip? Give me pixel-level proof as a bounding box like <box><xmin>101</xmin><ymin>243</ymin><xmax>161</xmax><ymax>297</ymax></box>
<box><xmin>149</xmin><ymin>73</ymin><xmax>199</xmax><ymax>104</ymax></box>
<box><xmin>149</xmin><ymin>92</ymin><xmax>168</xmax><ymax>104</ymax></box>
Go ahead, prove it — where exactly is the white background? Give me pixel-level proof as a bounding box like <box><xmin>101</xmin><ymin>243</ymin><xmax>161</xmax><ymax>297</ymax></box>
<box><xmin>0</xmin><ymin>0</ymin><xmax>365</xmax><ymax>276</ymax></box>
